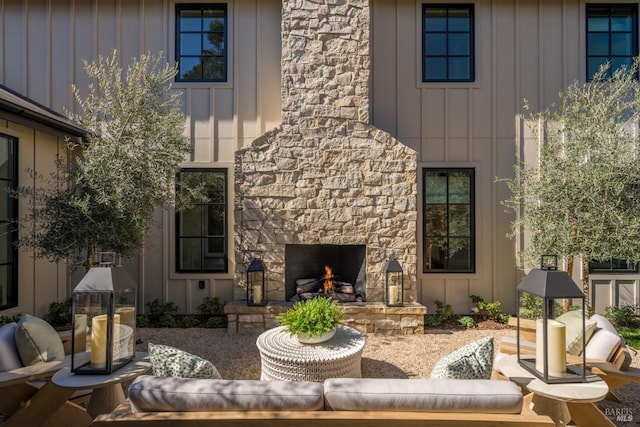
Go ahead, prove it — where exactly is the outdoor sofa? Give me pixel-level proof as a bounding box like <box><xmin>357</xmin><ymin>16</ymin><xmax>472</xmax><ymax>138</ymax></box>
<box><xmin>92</xmin><ymin>375</ymin><xmax>554</xmax><ymax>426</ymax></box>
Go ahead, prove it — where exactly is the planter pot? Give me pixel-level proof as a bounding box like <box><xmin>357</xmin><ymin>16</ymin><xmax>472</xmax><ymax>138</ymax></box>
<box><xmin>296</xmin><ymin>327</ymin><xmax>337</xmax><ymax>344</ymax></box>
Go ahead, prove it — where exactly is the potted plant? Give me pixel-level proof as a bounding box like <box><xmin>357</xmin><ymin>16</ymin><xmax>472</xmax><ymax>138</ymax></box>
<box><xmin>276</xmin><ymin>297</ymin><xmax>344</xmax><ymax>344</ymax></box>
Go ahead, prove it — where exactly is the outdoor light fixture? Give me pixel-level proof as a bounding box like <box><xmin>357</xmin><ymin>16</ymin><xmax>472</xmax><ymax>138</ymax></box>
<box><xmin>71</xmin><ymin>267</ymin><xmax>136</xmax><ymax>375</ymax></box>
<box><xmin>385</xmin><ymin>259</ymin><xmax>404</xmax><ymax>307</ymax></box>
<box><xmin>516</xmin><ymin>256</ymin><xmax>587</xmax><ymax>383</ymax></box>
<box><xmin>247</xmin><ymin>258</ymin><xmax>266</xmax><ymax>306</ymax></box>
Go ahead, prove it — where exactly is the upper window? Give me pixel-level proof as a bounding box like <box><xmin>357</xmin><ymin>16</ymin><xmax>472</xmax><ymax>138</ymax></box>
<box><xmin>422</xmin><ymin>4</ymin><xmax>474</xmax><ymax>82</ymax></box>
<box><xmin>423</xmin><ymin>169</ymin><xmax>475</xmax><ymax>273</ymax></box>
<box><xmin>586</xmin><ymin>4</ymin><xmax>638</xmax><ymax>80</ymax></box>
<box><xmin>589</xmin><ymin>258</ymin><xmax>639</xmax><ymax>274</ymax></box>
<box><xmin>176</xmin><ymin>4</ymin><xmax>227</xmax><ymax>82</ymax></box>
<box><xmin>0</xmin><ymin>134</ymin><xmax>18</xmax><ymax>310</ymax></box>
<box><xmin>176</xmin><ymin>169</ymin><xmax>227</xmax><ymax>273</ymax></box>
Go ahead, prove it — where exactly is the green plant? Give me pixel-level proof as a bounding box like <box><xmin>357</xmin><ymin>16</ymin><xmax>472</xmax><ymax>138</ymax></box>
<box><xmin>43</xmin><ymin>298</ymin><xmax>73</xmax><ymax>331</ymax></box>
<box><xmin>0</xmin><ymin>314</ymin><xmax>21</xmax><ymax>326</ymax></box>
<box><xmin>136</xmin><ymin>315</ymin><xmax>150</xmax><ymax>328</ymax></box>
<box><xmin>619</xmin><ymin>326</ymin><xmax>640</xmax><ymax>349</ymax></box>
<box><xmin>158</xmin><ymin>313</ymin><xmax>177</xmax><ymax>328</ymax></box>
<box><xmin>604</xmin><ymin>304</ymin><xmax>639</xmax><ymax>328</ymax></box>
<box><xmin>205</xmin><ymin>316</ymin><xmax>225</xmax><ymax>329</ymax></box>
<box><xmin>198</xmin><ymin>296</ymin><xmax>224</xmax><ymax>316</ymax></box>
<box><xmin>277</xmin><ymin>297</ymin><xmax>344</xmax><ymax>337</ymax></box>
<box><xmin>181</xmin><ymin>315</ymin><xmax>199</xmax><ymax>328</ymax></box>
<box><xmin>470</xmin><ymin>295</ymin><xmax>509</xmax><ymax>324</ymax></box>
<box><xmin>424</xmin><ymin>300</ymin><xmax>455</xmax><ymax>327</ymax></box>
<box><xmin>145</xmin><ymin>299</ymin><xmax>179</xmax><ymax>317</ymax></box>
<box><xmin>458</xmin><ymin>316</ymin><xmax>476</xmax><ymax>329</ymax></box>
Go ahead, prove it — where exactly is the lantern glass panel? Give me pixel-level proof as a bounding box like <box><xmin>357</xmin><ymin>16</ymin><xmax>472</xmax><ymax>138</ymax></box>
<box><xmin>248</xmin><ymin>271</ymin><xmax>264</xmax><ymax>305</ymax></box>
<box><xmin>386</xmin><ymin>271</ymin><xmax>403</xmax><ymax>306</ymax></box>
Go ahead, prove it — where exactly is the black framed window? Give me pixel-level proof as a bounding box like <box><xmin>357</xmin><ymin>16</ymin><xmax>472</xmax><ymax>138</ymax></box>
<box><xmin>587</xmin><ymin>4</ymin><xmax>638</xmax><ymax>80</ymax></box>
<box><xmin>176</xmin><ymin>169</ymin><xmax>227</xmax><ymax>273</ymax></box>
<box><xmin>424</xmin><ymin>168</ymin><xmax>475</xmax><ymax>273</ymax></box>
<box><xmin>0</xmin><ymin>134</ymin><xmax>17</xmax><ymax>310</ymax></box>
<box><xmin>176</xmin><ymin>3</ymin><xmax>227</xmax><ymax>82</ymax></box>
<box><xmin>422</xmin><ymin>4</ymin><xmax>474</xmax><ymax>82</ymax></box>
<box><xmin>589</xmin><ymin>258</ymin><xmax>639</xmax><ymax>273</ymax></box>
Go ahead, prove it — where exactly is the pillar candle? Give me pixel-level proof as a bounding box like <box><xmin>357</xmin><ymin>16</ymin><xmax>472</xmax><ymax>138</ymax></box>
<box><xmin>91</xmin><ymin>313</ymin><xmax>120</xmax><ymax>368</ymax></box>
<box><xmin>253</xmin><ymin>285</ymin><xmax>263</xmax><ymax>304</ymax></box>
<box><xmin>388</xmin><ymin>285</ymin><xmax>398</xmax><ymax>305</ymax></box>
<box><xmin>535</xmin><ymin>318</ymin><xmax>567</xmax><ymax>377</ymax></box>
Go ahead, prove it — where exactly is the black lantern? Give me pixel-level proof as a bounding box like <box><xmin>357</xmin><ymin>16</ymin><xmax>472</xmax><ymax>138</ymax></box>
<box><xmin>385</xmin><ymin>259</ymin><xmax>404</xmax><ymax>306</ymax></box>
<box><xmin>247</xmin><ymin>258</ymin><xmax>266</xmax><ymax>306</ymax></box>
<box><xmin>516</xmin><ymin>257</ymin><xmax>587</xmax><ymax>383</ymax></box>
<box><xmin>71</xmin><ymin>267</ymin><xmax>136</xmax><ymax>375</ymax></box>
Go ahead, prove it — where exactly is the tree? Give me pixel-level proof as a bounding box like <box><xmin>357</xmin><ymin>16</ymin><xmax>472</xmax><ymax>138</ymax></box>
<box><xmin>501</xmin><ymin>60</ymin><xmax>640</xmax><ymax>304</ymax></box>
<box><xmin>16</xmin><ymin>50</ymin><xmax>200</xmax><ymax>270</ymax></box>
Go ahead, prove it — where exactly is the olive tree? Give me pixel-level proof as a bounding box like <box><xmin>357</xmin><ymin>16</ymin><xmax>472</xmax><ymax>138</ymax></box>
<box><xmin>501</xmin><ymin>61</ymin><xmax>640</xmax><ymax>303</ymax></box>
<box><xmin>16</xmin><ymin>50</ymin><xmax>200</xmax><ymax>270</ymax></box>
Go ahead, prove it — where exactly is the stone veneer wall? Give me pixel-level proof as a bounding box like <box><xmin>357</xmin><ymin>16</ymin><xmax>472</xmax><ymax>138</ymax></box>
<box><xmin>233</xmin><ymin>0</ymin><xmax>418</xmax><ymax>303</ymax></box>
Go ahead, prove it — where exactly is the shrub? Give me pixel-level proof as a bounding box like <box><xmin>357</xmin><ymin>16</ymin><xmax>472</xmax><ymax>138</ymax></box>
<box><xmin>604</xmin><ymin>304</ymin><xmax>638</xmax><ymax>328</ymax></box>
<box><xmin>424</xmin><ymin>300</ymin><xmax>455</xmax><ymax>327</ymax></box>
<box><xmin>458</xmin><ymin>316</ymin><xmax>476</xmax><ymax>329</ymax></box>
<box><xmin>43</xmin><ymin>298</ymin><xmax>73</xmax><ymax>331</ymax></box>
<box><xmin>0</xmin><ymin>314</ymin><xmax>21</xmax><ymax>326</ymax></box>
<box><xmin>198</xmin><ymin>296</ymin><xmax>224</xmax><ymax>316</ymax></box>
<box><xmin>205</xmin><ymin>316</ymin><xmax>225</xmax><ymax>329</ymax></box>
<box><xmin>470</xmin><ymin>295</ymin><xmax>509</xmax><ymax>324</ymax></box>
<box><xmin>181</xmin><ymin>315</ymin><xmax>199</xmax><ymax>328</ymax></box>
<box><xmin>136</xmin><ymin>315</ymin><xmax>150</xmax><ymax>328</ymax></box>
<box><xmin>277</xmin><ymin>297</ymin><xmax>344</xmax><ymax>337</ymax></box>
<box><xmin>158</xmin><ymin>313</ymin><xmax>177</xmax><ymax>328</ymax></box>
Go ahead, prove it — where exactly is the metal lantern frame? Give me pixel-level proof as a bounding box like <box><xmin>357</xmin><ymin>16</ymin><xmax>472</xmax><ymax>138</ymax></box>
<box><xmin>516</xmin><ymin>260</ymin><xmax>587</xmax><ymax>384</ymax></box>
<box><xmin>247</xmin><ymin>258</ymin><xmax>266</xmax><ymax>306</ymax></box>
<box><xmin>71</xmin><ymin>267</ymin><xmax>136</xmax><ymax>375</ymax></box>
<box><xmin>385</xmin><ymin>259</ymin><xmax>404</xmax><ymax>307</ymax></box>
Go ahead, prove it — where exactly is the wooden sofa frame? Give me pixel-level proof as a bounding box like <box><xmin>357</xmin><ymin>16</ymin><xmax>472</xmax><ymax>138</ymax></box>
<box><xmin>93</xmin><ymin>400</ymin><xmax>555</xmax><ymax>427</ymax></box>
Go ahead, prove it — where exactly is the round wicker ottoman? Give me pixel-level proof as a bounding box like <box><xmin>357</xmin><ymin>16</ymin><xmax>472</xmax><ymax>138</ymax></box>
<box><xmin>256</xmin><ymin>325</ymin><xmax>366</xmax><ymax>382</ymax></box>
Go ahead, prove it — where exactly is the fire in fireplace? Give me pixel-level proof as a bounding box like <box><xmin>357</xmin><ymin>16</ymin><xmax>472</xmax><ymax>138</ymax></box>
<box><xmin>293</xmin><ymin>264</ymin><xmax>362</xmax><ymax>302</ymax></box>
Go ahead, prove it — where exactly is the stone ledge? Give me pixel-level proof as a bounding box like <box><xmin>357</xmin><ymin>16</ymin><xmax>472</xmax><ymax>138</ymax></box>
<box><xmin>224</xmin><ymin>301</ymin><xmax>426</xmax><ymax>335</ymax></box>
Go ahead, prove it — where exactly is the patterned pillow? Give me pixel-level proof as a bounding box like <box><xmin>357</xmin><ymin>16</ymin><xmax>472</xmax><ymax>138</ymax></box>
<box><xmin>148</xmin><ymin>343</ymin><xmax>222</xmax><ymax>379</ymax></box>
<box><xmin>430</xmin><ymin>336</ymin><xmax>494</xmax><ymax>379</ymax></box>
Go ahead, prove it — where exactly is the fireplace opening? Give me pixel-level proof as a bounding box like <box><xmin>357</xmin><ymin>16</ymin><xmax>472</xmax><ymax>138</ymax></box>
<box><xmin>284</xmin><ymin>244</ymin><xmax>366</xmax><ymax>302</ymax></box>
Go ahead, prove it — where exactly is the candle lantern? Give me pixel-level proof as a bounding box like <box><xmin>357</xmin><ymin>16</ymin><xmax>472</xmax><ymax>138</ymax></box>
<box><xmin>247</xmin><ymin>258</ymin><xmax>266</xmax><ymax>306</ymax></box>
<box><xmin>385</xmin><ymin>259</ymin><xmax>404</xmax><ymax>306</ymax></box>
<box><xmin>71</xmin><ymin>267</ymin><xmax>136</xmax><ymax>375</ymax></box>
<box><xmin>516</xmin><ymin>257</ymin><xmax>587</xmax><ymax>383</ymax></box>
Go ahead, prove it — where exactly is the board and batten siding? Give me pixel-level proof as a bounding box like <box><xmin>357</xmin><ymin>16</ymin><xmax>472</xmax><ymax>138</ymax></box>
<box><xmin>371</xmin><ymin>0</ymin><xmax>590</xmax><ymax>314</ymax></box>
<box><xmin>1</xmin><ymin>0</ymin><xmax>282</xmax><ymax>314</ymax></box>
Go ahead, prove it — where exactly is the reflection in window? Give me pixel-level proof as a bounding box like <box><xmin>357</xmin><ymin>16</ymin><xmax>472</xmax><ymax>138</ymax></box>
<box><xmin>422</xmin><ymin>4</ymin><xmax>474</xmax><ymax>82</ymax></box>
<box><xmin>589</xmin><ymin>258</ymin><xmax>638</xmax><ymax>273</ymax></box>
<box><xmin>586</xmin><ymin>4</ymin><xmax>637</xmax><ymax>80</ymax></box>
<box><xmin>424</xmin><ymin>169</ymin><xmax>475</xmax><ymax>272</ymax></box>
<box><xmin>176</xmin><ymin>169</ymin><xmax>227</xmax><ymax>272</ymax></box>
<box><xmin>0</xmin><ymin>134</ymin><xmax>17</xmax><ymax>310</ymax></box>
<box><xmin>176</xmin><ymin>4</ymin><xmax>227</xmax><ymax>82</ymax></box>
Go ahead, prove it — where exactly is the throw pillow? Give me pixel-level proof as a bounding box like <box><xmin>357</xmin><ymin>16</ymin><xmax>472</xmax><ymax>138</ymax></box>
<box><xmin>584</xmin><ymin>329</ymin><xmax>622</xmax><ymax>362</ymax></box>
<box><xmin>555</xmin><ymin>310</ymin><xmax>597</xmax><ymax>356</ymax></box>
<box><xmin>430</xmin><ymin>336</ymin><xmax>494</xmax><ymax>380</ymax></box>
<box><xmin>14</xmin><ymin>314</ymin><xmax>65</xmax><ymax>366</ymax></box>
<box><xmin>0</xmin><ymin>322</ymin><xmax>23</xmax><ymax>371</ymax></box>
<box><xmin>148</xmin><ymin>343</ymin><xmax>222</xmax><ymax>379</ymax></box>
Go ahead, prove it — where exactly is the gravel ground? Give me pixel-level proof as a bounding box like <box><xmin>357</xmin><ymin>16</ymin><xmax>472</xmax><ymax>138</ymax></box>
<box><xmin>136</xmin><ymin>327</ymin><xmax>640</xmax><ymax>426</ymax></box>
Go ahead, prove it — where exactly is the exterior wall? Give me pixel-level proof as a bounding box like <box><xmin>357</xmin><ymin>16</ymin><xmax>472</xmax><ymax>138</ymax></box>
<box><xmin>0</xmin><ymin>118</ymin><xmax>68</xmax><ymax>318</ymax></box>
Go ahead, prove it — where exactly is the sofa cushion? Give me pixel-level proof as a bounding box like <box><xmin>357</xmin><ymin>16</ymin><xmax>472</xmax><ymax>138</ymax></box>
<box><xmin>0</xmin><ymin>322</ymin><xmax>23</xmax><ymax>371</ymax></box>
<box><xmin>584</xmin><ymin>329</ymin><xmax>622</xmax><ymax>362</ymax></box>
<box><xmin>148</xmin><ymin>343</ymin><xmax>222</xmax><ymax>379</ymax></box>
<box><xmin>128</xmin><ymin>375</ymin><xmax>325</xmax><ymax>413</ymax></box>
<box><xmin>14</xmin><ymin>314</ymin><xmax>65</xmax><ymax>366</ymax></box>
<box><xmin>324</xmin><ymin>378</ymin><xmax>523</xmax><ymax>414</ymax></box>
<box><xmin>430</xmin><ymin>336</ymin><xmax>494</xmax><ymax>379</ymax></box>
<box><xmin>555</xmin><ymin>310</ymin><xmax>597</xmax><ymax>355</ymax></box>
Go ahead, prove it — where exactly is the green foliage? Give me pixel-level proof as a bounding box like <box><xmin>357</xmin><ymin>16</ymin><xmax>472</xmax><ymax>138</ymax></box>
<box><xmin>198</xmin><ymin>297</ymin><xmax>224</xmax><ymax>316</ymax></box>
<box><xmin>205</xmin><ymin>316</ymin><xmax>225</xmax><ymax>329</ymax></box>
<box><xmin>618</xmin><ymin>327</ymin><xmax>640</xmax><ymax>349</ymax></box>
<box><xmin>0</xmin><ymin>314</ymin><xmax>21</xmax><ymax>326</ymax></box>
<box><xmin>470</xmin><ymin>295</ymin><xmax>509</xmax><ymax>324</ymax></box>
<box><xmin>277</xmin><ymin>297</ymin><xmax>344</xmax><ymax>337</ymax></box>
<box><xmin>158</xmin><ymin>313</ymin><xmax>177</xmax><ymax>328</ymax></box>
<box><xmin>604</xmin><ymin>304</ymin><xmax>639</xmax><ymax>327</ymax></box>
<box><xmin>13</xmin><ymin>50</ymin><xmax>205</xmax><ymax>269</ymax></box>
<box><xmin>424</xmin><ymin>300</ymin><xmax>455</xmax><ymax>327</ymax></box>
<box><xmin>145</xmin><ymin>299</ymin><xmax>178</xmax><ymax>317</ymax></box>
<box><xmin>518</xmin><ymin>293</ymin><xmax>544</xmax><ymax>319</ymax></box>
<box><xmin>43</xmin><ymin>298</ymin><xmax>73</xmax><ymax>331</ymax></box>
<box><xmin>136</xmin><ymin>315</ymin><xmax>150</xmax><ymax>328</ymax></box>
<box><xmin>181</xmin><ymin>315</ymin><xmax>199</xmax><ymax>328</ymax></box>
<box><xmin>458</xmin><ymin>316</ymin><xmax>476</xmax><ymax>329</ymax></box>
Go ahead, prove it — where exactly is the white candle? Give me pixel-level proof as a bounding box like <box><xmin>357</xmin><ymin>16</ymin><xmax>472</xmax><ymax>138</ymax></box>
<box><xmin>388</xmin><ymin>285</ymin><xmax>398</xmax><ymax>305</ymax></box>
<box><xmin>91</xmin><ymin>314</ymin><xmax>120</xmax><ymax>368</ymax></box>
<box><xmin>535</xmin><ymin>318</ymin><xmax>566</xmax><ymax>377</ymax></box>
<box><xmin>253</xmin><ymin>285</ymin><xmax>263</xmax><ymax>304</ymax></box>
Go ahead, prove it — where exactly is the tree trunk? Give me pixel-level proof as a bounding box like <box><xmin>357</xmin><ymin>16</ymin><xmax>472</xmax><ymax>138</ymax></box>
<box><xmin>582</xmin><ymin>259</ymin><xmax>591</xmax><ymax>312</ymax></box>
<box><xmin>563</xmin><ymin>256</ymin><xmax>574</xmax><ymax>313</ymax></box>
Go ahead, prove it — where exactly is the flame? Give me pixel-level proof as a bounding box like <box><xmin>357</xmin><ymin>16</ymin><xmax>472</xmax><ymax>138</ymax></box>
<box><xmin>324</xmin><ymin>265</ymin><xmax>334</xmax><ymax>293</ymax></box>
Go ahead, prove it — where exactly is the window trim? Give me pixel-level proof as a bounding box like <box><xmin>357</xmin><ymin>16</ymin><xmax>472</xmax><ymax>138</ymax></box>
<box><xmin>175</xmin><ymin>168</ymin><xmax>228</xmax><ymax>274</ymax></box>
<box><xmin>175</xmin><ymin>3</ymin><xmax>229</xmax><ymax>83</ymax></box>
<box><xmin>585</xmin><ymin>3</ymin><xmax>638</xmax><ymax>81</ymax></box>
<box><xmin>422</xmin><ymin>167</ymin><xmax>476</xmax><ymax>274</ymax></box>
<box><xmin>0</xmin><ymin>133</ymin><xmax>18</xmax><ymax>310</ymax></box>
<box><xmin>421</xmin><ymin>3</ymin><xmax>475</xmax><ymax>83</ymax></box>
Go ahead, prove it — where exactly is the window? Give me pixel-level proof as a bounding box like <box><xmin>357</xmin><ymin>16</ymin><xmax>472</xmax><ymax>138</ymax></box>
<box><xmin>422</xmin><ymin>4</ymin><xmax>474</xmax><ymax>82</ymax></box>
<box><xmin>176</xmin><ymin>4</ymin><xmax>227</xmax><ymax>82</ymax></box>
<box><xmin>586</xmin><ymin>4</ymin><xmax>638</xmax><ymax>80</ymax></box>
<box><xmin>0</xmin><ymin>134</ymin><xmax>17</xmax><ymax>310</ymax></box>
<box><xmin>589</xmin><ymin>258</ymin><xmax>639</xmax><ymax>273</ymax></box>
<box><xmin>176</xmin><ymin>169</ymin><xmax>227</xmax><ymax>273</ymax></box>
<box><xmin>423</xmin><ymin>169</ymin><xmax>475</xmax><ymax>273</ymax></box>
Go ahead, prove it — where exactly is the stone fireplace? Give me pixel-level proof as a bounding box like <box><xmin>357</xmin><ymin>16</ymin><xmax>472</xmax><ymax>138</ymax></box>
<box><xmin>232</xmin><ymin>0</ymin><xmax>418</xmax><ymax>309</ymax></box>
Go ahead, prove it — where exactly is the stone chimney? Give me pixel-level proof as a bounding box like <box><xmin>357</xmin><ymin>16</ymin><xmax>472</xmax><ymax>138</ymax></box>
<box><xmin>280</xmin><ymin>0</ymin><xmax>370</xmax><ymax>126</ymax></box>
